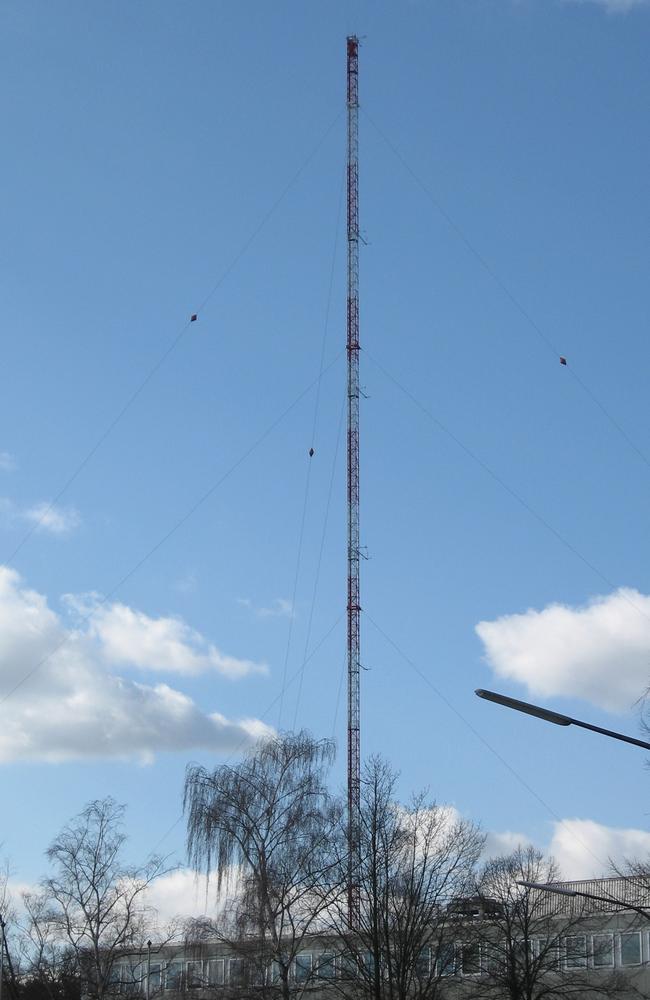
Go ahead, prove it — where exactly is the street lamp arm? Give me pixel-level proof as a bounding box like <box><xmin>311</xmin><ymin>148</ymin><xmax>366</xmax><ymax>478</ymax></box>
<box><xmin>475</xmin><ymin>689</ymin><xmax>650</xmax><ymax>752</ymax></box>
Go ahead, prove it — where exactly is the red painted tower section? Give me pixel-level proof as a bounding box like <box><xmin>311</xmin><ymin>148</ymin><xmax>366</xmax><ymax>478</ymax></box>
<box><xmin>346</xmin><ymin>34</ymin><xmax>361</xmax><ymax>931</ymax></box>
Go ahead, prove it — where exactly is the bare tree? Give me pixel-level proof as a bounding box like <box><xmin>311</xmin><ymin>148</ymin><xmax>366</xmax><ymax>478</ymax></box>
<box><xmin>327</xmin><ymin>756</ymin><xmax>484</xmax><ymax>1000</ymax></box>
<box><xmin>183</xmin><ymin>731</ymin><xmax>344</xmax><ymax>1000</ymax></box>
<box><xmin>18</xmin><ymin>891</ymin><xmax>81</xmax><ymax>1000</ymax></box>
<box><xmin>0</xmin><ymin>857</ymin><xmax>20</xmax><ymax>1000</ymax></box>
<box><xmin>34</xmin><ymin>798</ymin><xmax>171</xmax><ymax>1000</ymax></box>
<box><xmin>473</xmin><ymin>846</ymin><xmax>629</xmax><ymax>1000</ymax></box>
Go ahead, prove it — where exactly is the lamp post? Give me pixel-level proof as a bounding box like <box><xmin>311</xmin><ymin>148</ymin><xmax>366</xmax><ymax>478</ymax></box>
<box><xmin>475</xmin><ymin>689</ymin><xmax>650</xmax><ymax>752</ymax></box>
<box><xmin>517</xmin><ymin>879</ymin><xmax>650</xmax><ymax>922</ymax></box>
<box><xmin>0</xmin><ymin>914</ymin><xmax>4</xmax><ymax>1000</ymax></box>
<box><xmin>146</xmin><ymin>940</ymin><xmax>152</xmax><ymax>1000</ymax></box>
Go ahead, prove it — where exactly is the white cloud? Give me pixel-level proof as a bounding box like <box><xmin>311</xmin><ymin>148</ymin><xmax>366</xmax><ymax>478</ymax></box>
<box><xmin>238</xmin><ymin>597</ymin><xmax>294</xmax><ymax>620</ymax></box>
<box><xmin>257</xmin><ymin>598</ymin><xmax>293</xmax><ymax>619</ymax></box>
<box><xmin>563</xmin><ymin>0</ymin><xmax>650</xmax><ymax>12</ymax></box>
<box><xmin>0</xmin><ymin>567</ymin><xmax>273</xmax><ymax>764</ymax></box>
<box><xmin>483</xmin><ymin>829</ymin><xmax>533</xmax><ymax>860</ymax></box>
<box><xmin>143</xmin><ymin>869</ymin><xmax>226</xmax><ymax>925</ymax></box>
<box><xmin>63</xmin><ymin>595</ymin><xmax>267</xmax><ymax>679</ymax></box>
<box><xmin>482</xmin><ymin>818</ymin><xmax>650</xmax><ymax>881</ymax></box>
<box><xmin>0</xmin><ymin>453</ymin><xmax>15</xmax><ymax>473</ymax></box>
<box><xmin>22</xmin><ymin>502</ymin><xmax>80</xmax><ymax>535</ymax></box>
<box><xmin>0</xmin><ymin>498</ymin><xmax>81</xmax><ymax>536</ymax></box>
<box><xmin>476</xmin><ymin>588</ymin><xmax>650</xmax><ymax>712</ymax></box>
<box><xmin>549</xmin><ymin>818</ymin><xmax>650</xmax><ymax>880</ymax></box>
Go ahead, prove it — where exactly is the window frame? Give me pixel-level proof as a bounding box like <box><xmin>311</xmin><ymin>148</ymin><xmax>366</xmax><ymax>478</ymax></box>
<box><xmin>207</xmin><ymin>959</ymin><xmax>224</xmax><ymax>986</ymax></box>
<box><xmin>294</xmin><ymin>953</ymin><xmax>313</xmax><ymax>984</ymax></box>
<box><xmin>620</xmin><ymin>931</ymin><xmax>642</xmax><ymax>968</ymax></box>
<box><xmin>460</xmin><ymin>942</ymin><xmax>481</xmax><ymax>977</ymax></box>
<box><xmin>185</xmin><ymin>961</ymin><xmax>203</xmax><ymax>990</ymax></box>
<box><xmin>148</xmin><ymin>964</ymin><xmax>162</xmax><ymax>994</ymax></box>
<box><xmin>437</xmin><ymin>942</ymin><xmax>456</xmax><ymax>977</ymax></box>
<box><xmin>164</xmin><ymin>962</ymin><xmax>183</xmax><ymax>992</ymax></box>
<box><xmin>228</xmin><ymin>958</ymin><xmax>245</xmax><ymax>987</ymax></box>
<box><xmin>591</xmin><ymin>933</ymin><xmax>614</xmax><ymax>970</ymax></box>
<box><xmin>314</xmin><ymin>952</ymin><xmax>336</xmax><ymax>981</ymax></box>
<box><xmin>564</xmin><ymin>935</ymin><xmax>587</xmax><ymax>970</ymax></box>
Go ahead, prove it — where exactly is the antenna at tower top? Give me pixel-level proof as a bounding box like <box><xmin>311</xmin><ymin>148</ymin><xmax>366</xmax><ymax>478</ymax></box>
<box><xmin>346</xmin><ymin>33</ymin><xmax>361</xmax><ymax>931</ymax></box>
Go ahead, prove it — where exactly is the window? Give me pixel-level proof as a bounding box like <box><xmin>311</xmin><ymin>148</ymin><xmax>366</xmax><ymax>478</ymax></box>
<box><xmin>109</xmin><ymin>965</ymin><xmax>124</xmax><ymax>994</ymax></box>
<box><xmin>484</xmin><ymin>942</ymin><xmax>502</xmax><ymax>975</ymax></box>
<box><xmin>360</xmin><ymin>952</ymin><xmax>374</xmax><ymax>976</ymax></box>
<box><xmin>461</xmin><ymin>943</ymin><xmax>480</xmax><ymax>976</ymax></box>
<box><xmin>620</xmin><ymin>932</ymin><xmax>642</xmax><ymax>967</ymax></box>
<box><xmin>294</xmin><ymin>954</ymin><xmax>312</xmax><ymax>984</ymax></box>
<box><xmin>165</xmin><ymin>963</ymin><xmax>182</xmax><ymax>991</ymax></box>
<box><xmin>511</xmin><ymin>940</ymin><xmax>528</xmax><ymax>971</ymax></box>
<box><xmin>565</xmin><ymin>936</ymin><xmax>587</xmax><ymax>970</ymax></box>
<box><xmin>149</xmin><ymin>964</ymin><xmax>162</xmax><ymax>994</ymax></box>
<box><xmin>592</xmin><ymin>934</ymin><xmax>614</xmax><ymax>969</ymax></box>
<box><xmin>530</xmin><ymin>939</ymin><xmax>544</xmax><ymax>961</ymax></box>
<box><xmin>250</xmin><ymin>964</ymin><xmax>265</xmax><ymax>987</ymax></box>
<box><xmin>542</xmin><ymin>942</ymin><xmax>561</xmax><ymax>972</ymax></box>
<box><xmin>437</xmin><ymin>943</ymin><xmax>455</xmax><ymax>977</ymax></box>
<box><xmin>315</xmin><ymin>953</ymin><xmax>336</xmax><ymax>980</ymax></box>
<box><xmin>339</xmin><ymin>954</ymin><xmax>358</xmax><ymax>980</ymax></box>
<box><xmin>207</xmin><ymin>959</ymin><xmax>224</xmax><ymax>986</ymax></box>
<box><xmin>228</xmin><ymin>959</ymin><xmax>245</xmax><ymax>987</ymax></box>
<box><xmin>415</xmin><ymin>947</ymin><xmax>430</xmax><ymax>978</ymax></box>
<box><xmin>186</xmin><ymin>962</ymin><xmax>203</xmax><ymax>989</ymax></box>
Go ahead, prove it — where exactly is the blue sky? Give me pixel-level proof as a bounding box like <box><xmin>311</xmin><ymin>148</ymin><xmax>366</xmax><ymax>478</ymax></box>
<box><xmin>1</xmin><ymin>0</ymin><xmax>650</xmax><ymax>912</ymax></box>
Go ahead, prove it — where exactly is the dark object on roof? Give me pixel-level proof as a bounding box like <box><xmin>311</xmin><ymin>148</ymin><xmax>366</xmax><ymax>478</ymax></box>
<box><xmin>559</xmin><ymin>356</ymin><xmax>567</xmax><ymax>366</ymax></box>
<box><xmin>309</xmin><ymin>448</ymin><xmax>314</xmax><ymax>457</ymax></box>
<box><xmin>190</xmin><ymin>314</ymin><xmax>198</xmax><ymax>323</ymax></box>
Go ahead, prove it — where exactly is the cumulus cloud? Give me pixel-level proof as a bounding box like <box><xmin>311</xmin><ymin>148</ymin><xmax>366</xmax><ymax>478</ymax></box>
<box><xmin>143</xmin><ymin>868</ymin><xmax>227</xmax><ymax>925</ymax></box>
<box><xmin>563</xmin><ymin>0</ymin><xmax>650</xmax><ymax>12</ymax></box>
<box><xmin>482</xmin><ymin>829</ymin><xmax>533</xmax><ymax>860</ymax></box>
<box><xmin>549</xmin><ymin>818</ymin><xmax>650</xmax><ymax>880</ymax></box>
<box><xmin>481</xmin><ymin>818</ymin><xmax>650</xmax><ymax>880</ymax></box>
<box><xmin>0</xmin><ymin>567</ymin><xmax>272</xmax><ymax>764</ymax></box>
<box><xmin>476</xmin><ymin>588</ymin><xmax>650</xmax><ymax>712</ymax></box>
<box><xmin>64</xmin><ymin>595</ymin><xmax>267</xmax><ymax>679</ymax></box>
<box><xmin>0</xmin><ymin>452</ymin><xmax>15</xmax><ymax>473</ymax></box>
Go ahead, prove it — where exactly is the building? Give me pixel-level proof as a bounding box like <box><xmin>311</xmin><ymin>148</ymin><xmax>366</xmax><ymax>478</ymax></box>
<box><xmin>110</xmin><ymin>878</ymin><xmax>650</xmax><ymax>999</ymax></box>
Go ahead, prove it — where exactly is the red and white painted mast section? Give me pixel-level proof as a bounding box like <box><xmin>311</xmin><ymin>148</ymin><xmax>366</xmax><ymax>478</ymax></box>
<box><xmin>346</xmin><ymin>34</ymin><xmax>361</xmax><ymax>931</ymax></box>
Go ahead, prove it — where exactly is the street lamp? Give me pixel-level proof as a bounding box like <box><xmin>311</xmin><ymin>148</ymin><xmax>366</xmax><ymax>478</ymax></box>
<box><xmin>146</xmin><ymin>941</ymin><xmax>152</xmax><ymax>1000</ymax></box>
<box><xmin>517</xmin><ymin>880</ymin><xmax>650</xmax><ymax>921</ymax></box>
<box><xmin>474</xmin><ymin>689</ymin><xmax>650</xmax><ymax>752</ymax></box>
<box><xmin>0</xmin><ymin>914</ymin><xmax>5</xmax><ymax>1000</ymax></box>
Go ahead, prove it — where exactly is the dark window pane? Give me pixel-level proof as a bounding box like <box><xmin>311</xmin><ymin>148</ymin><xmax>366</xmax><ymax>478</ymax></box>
<box><xmin>295</xmin><ymin>954</ymin><xmax>312</xmax><ymax>983</ymax></box>
<box><xmin>229</xmin><ymin>960</ymin><xmax>245</xmax><ymax>987</ymax></box>
<box><xmin>592</xmin><ymin>934</ymin><xmax>614</xmax><ymax>969</ymax></box>
<box><xmin>186</xmin><ymin>962</ymin><xmax>202</xmax><ymax>989</ymax></box>
<box><xmin>165</xmin><ymin>964</ymin><xmax>182</xmax><ymax>991</ymax></box>
<box><xmin>149</xmin><ymin>965</ymin><xmax>162</xmax><ymax>993</ymax></box>
<box><xmin>415</xmin><ymin>947</ymin><xmax>430</xmax><ymax>977</ymax></box>
<box><xmin>621</xmin><ymin>933</ymin><xmax>641</xmax><ymax>967</ymax></box>
<box><xmin>565</xmin><ymin>936</ymin><xmax>587</xmax><ymax>970</ymax></box>
<box><xmin>461</xmin><ymin>943</ymin><xmax>480</xmax><ymax>976</ymax></box>
<box><xmin>438</xmin><ymin>943</ymin><xmax>455</xmax><ymax>977</ymax></box>
<box><xmin>316</xmin><ymin>953</ymin><xmax>335</xmax><ymax>980</ymax></box>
